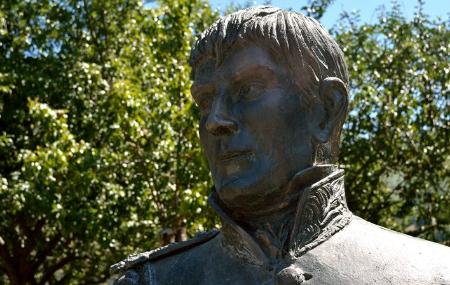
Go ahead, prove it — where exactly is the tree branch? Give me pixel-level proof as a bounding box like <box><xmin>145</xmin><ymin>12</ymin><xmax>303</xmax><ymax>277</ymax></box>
<box><xmin>16</xmin><ymin>213</ymin><xmax>45</xmax><ymax>255</ymax></box>
<box><xmin>0</xmin><ymin>242</ymin><xmax>21</xmax><ymax>285</ymax></box>
<box><xmin>31</xmin><ymin>232</ymin><xmax>62</xmax><ymax>272</ymax></box>
<box><xmin>54</xmin><ymin>271</ymin><xmax>73</xmax><ymax>285</ymax></box>
<box><xmin>38</xmin><ymin>255</ymin><xmax>79</xmax><ymax>285</ymax></box>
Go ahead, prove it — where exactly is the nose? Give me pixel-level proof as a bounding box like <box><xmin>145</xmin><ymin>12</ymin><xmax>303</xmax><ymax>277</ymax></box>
<box><xmin>205</xmin><ymin>98</ymin><xmax>238</xmax><ymax>136</ymax></box>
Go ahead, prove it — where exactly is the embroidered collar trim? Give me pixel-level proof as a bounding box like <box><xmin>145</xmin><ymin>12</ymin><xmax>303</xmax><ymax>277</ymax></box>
<box><xmin>208</xmin><ymin>166</ymin><xmax>352</xmax><ymax>267</ymax></box>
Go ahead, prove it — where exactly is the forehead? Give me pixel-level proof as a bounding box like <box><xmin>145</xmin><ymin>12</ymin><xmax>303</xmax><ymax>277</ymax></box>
<box><xmin>193</xmin><ymin>44</ymin><xmax>283</xmax><ymax>85</ymax></box>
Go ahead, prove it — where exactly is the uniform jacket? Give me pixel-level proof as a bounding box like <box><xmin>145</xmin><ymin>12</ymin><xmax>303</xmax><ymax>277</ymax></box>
<box><xmin>111</xmin><ymin>166</ymin><xmax>450</xmax><ymax>285</ymax></box>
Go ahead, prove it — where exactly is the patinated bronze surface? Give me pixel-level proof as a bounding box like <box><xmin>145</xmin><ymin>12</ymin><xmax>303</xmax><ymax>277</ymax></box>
<box><xmin>111</xmin><ymin>6</ymin><xmax>450</xmax><ymax>285</ymax></box>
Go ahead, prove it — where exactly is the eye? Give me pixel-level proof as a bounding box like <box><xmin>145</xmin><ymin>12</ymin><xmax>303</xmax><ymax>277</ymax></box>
<box><xmin>238</xmin><ymin>81</ymin><xmax>265</xmax><ymax>101</ymax></box>
<box><xmin>198</xmin><ymin>95</ymin><xmax>213</xmax><ymax>115</ymax></box>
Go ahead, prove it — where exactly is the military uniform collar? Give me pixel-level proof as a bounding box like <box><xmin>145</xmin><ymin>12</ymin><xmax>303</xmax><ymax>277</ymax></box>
<box><xmin>208</xmin><ymin>165</ymin><xmax>352</xmax><ymax>268</ymax></box>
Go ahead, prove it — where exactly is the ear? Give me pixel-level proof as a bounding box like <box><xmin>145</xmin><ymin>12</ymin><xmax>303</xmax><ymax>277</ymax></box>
<box><xmin>310</xmin><ymin>77</ymin><xmax>348</xmax><ymax>143</ymax></box>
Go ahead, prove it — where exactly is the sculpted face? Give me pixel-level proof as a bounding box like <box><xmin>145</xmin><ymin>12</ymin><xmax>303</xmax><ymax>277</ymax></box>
<box><xmin>191</xmin><ymin>44</ymin><xmax>316</xmax><ymax>211</ymax></box>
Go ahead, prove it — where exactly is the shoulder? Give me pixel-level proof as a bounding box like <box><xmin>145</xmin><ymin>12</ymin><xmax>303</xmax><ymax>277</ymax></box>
<box><xmin>300</xmin><ymin>216</ymin><xmax>450</xmax><ymax>284</ymax></box>
<box><xmin>345</xmin><ymin>216</ymin><xmax>450</xmax><ymax>256</ymax></box>
<box><xmin>110</xmin><ymin>229</ymin><xmax>219</xmax><ymax>284</ymax></box>
<box><xmin>340</xmin><ymin>216</ymin><xmax>450</xmax><ymax>281</ymax></box>
<box><xmin>350</xmin><ymin>216</ymin><xmax>449</xmax><ymax>252</ymax></box>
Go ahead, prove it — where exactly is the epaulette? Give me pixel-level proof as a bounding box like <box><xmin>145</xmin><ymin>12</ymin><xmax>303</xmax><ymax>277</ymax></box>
<box><xmin>110</xmin><ymin>229</ymin><xmax>219</xmax><ymax>275</ymax></box>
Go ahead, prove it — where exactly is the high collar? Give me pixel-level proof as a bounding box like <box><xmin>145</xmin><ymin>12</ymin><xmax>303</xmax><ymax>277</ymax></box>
<box><xmin>208</xmin><ymin>165</ymin><xmax>352</xmax><ymax>268</ymax></box>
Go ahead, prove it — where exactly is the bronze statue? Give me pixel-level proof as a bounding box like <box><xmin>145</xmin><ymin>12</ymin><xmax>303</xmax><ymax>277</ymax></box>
<box><xmin>111</xmin><ymin>6</ymin><xmax>450</xmax><ymax>285</ymax></box>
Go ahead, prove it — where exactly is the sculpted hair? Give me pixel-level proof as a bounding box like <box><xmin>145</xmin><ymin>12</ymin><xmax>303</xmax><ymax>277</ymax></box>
<box><xmin>190</xmin><ymin>6</ymin><xmax>349</xmax><ymax>163</ymax></box>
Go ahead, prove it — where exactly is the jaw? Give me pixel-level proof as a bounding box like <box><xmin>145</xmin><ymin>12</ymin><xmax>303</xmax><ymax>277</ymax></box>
<box><xmin>214</xmin><ymin>168</ymin><xmax>289</xmax><ymax>215</ymax></box>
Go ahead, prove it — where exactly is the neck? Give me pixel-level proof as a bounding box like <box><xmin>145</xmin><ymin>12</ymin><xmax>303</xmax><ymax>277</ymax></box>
<box><xmin>209</xmin><ymin>165</ymin><xmax>352</xmax><ymax>265</ymax></box>
<box><xmin>224</xmin><ymin>165</ymin><xmax>338</xmax><ymax>228</ymax></box>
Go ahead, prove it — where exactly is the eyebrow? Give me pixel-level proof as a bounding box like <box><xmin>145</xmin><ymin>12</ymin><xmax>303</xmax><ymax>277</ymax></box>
<box><xmin>191</xmin><ymin>83</ymin><xmax>215</xmax><ymax>103</ymax></box>
<box><xmin>230</xmin><ymin>64</ymin><xmax>276</xmax><ymax>82</ymax></box>
<box><xmin>191</xmin><ymin>64</ymin><xmax>277</xmax><ymax>101</ymax></box>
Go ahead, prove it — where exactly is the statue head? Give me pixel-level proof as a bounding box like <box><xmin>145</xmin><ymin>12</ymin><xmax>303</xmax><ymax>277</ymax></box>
<box><xmin>189</xmin><ymin>6</ymin><xmax>349</xmax><ymax>213</ymax></box>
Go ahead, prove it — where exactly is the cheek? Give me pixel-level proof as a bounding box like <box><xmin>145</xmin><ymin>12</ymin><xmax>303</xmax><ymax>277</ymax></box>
<box><xmin>198</xmin><ymin>121</ymin><xmax>208</xmax><ymax>149</ymax></box>
<box><xmin>242</xmin><ymin>89</ymin><xmax>304</xmax><ymax>145</ymax></box>
<box><xmin>198</xmin><ymin>122</ymin><xmax>216</xmax><ymax>163</ymax></box>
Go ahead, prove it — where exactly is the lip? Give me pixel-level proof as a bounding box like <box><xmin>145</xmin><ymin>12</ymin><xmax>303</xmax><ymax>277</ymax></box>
<box><xmin>219</xmin><ymin>150</ymin><xmax>253</xmax><ymax>161</ymax></box>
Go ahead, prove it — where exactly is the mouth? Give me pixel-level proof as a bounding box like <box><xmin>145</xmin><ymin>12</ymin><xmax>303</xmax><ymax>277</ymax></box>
<box><xmin>215</xmin><ymin>150</ymin><xmax>255</xmax><ymax>178</ymax></box>
<box><xmin>219</xmin><ymin>150</ymin><xmax>253</xmax><ymax>161</ymax></box>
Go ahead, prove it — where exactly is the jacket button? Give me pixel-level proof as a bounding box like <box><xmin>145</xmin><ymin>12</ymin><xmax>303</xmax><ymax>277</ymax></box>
<box><xmin>276</xmin><ymin>265</ymin><xmax>311</xmax><ymax>285</ymax></box>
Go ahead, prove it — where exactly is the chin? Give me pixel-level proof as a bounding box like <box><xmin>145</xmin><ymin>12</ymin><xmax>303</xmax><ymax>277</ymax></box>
<box><xmin>215</xmin><ymin>172</ymin><xmax>272</xmax><ymax>210</ymax></box>
<box><xmin>215</xmin><ymin>177</ymin><xmax>245</xmax><ymax>201</ymax></box>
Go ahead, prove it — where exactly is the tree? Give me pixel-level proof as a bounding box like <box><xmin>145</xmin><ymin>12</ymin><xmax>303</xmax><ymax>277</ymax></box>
<box><xmin>0</xmin><ymin>0</ymin><xmax>217</xmax><ymax>283</ymax></box>
<box><xmin>1</xmin><ymin>0</ymin><xmax>448</xmax><ymax>284</ymax></box>
<box><xmin>335</xmin><ymin>1</ymin><xmax>449</xmax><ymax>244</ymax></box>
<box><xmin>301</xmin><ymin>0</ymin><xmax>336</xmax><ymax>20</ymax></box>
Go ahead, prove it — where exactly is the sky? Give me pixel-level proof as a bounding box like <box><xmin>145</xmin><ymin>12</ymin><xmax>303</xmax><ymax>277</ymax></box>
<box><xmin>208</xmin><ymin>0</ymin><xmax>449</xmax><ymax>29</ymax></box>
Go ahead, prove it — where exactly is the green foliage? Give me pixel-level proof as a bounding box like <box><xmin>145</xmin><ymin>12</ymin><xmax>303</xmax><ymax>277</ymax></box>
<box><xmin>301</xmin><ymin>0</ymin><xmax>335</xmax><ymax>20</ymax></box>
<box><xmin>0</xmin><ymin>0</ymin><xmax>217</xmax><ymax>284</ymax></box>
<box><xmin>0</xmin><ymin>0</ymin><xmax>448</xmax><ymax>284</ymax></box>
<box><xmin>336</xmin><ymin>1</ymin><xmax>450</xmax><ymax>244</ymax></box>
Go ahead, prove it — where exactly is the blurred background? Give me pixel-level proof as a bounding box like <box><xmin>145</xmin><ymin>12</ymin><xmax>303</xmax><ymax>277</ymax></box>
<box><xmin>0</xmin><ymin>0</ymin><xmax>448</xmax><ymax>283</ymax></box>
